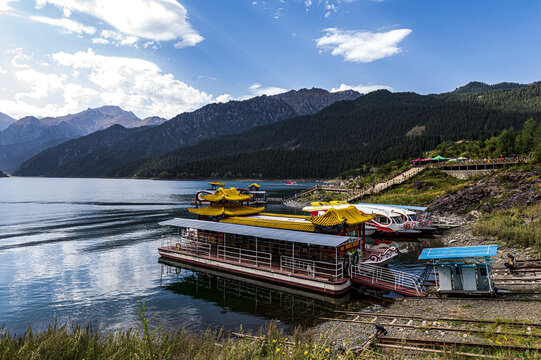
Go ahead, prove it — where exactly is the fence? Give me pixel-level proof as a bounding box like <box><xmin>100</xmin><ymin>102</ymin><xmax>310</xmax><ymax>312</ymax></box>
<box><xmin>280</xmin><ymin>255</ymin><xmax>343</xmax><ymax>281</ymax></box>
<box><xmin>217</xmin><ymin>245</ymin><xmax>272</xmax><ymax>268</ymax></box>
<box><xmin>352</xmin><ymin>262</ymin><xmax>425</xmax><ymax>296</ymax></box>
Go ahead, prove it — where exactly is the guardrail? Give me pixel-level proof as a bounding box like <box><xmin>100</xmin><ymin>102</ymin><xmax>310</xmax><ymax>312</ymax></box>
<box><xmin>352</xmin><ymin>262</ymin><xmax>425</xmax><ymax>296</ymax></box>
<box><xmin>218</xmin><ymin>245</ymin><xmax>272</xmax><ymax>268</ymax></box>
<box><xmin>417</xmin><ymin>156</ymin><xmax>529</xmax><ymax>169</ymax></box>
<box><xmin>280</xmin><ymin>256</ymin><xmax>343</xmax><ymax>281</ymax></box>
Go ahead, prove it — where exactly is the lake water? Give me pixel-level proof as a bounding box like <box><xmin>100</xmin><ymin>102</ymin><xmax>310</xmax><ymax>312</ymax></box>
<box><xmin>0</xmin><ymin>177</ymin><xmax>389</xmax><ymax>334</ymax></box>
<box><xmin>0</xmin><ymin>177</ymin><xmax>440</xmax><ymax>334</ymax></box>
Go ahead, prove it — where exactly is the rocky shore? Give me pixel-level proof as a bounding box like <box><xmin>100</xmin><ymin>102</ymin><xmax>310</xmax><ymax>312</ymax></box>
<box><xmin>312</xmin><ymin>222</ymin><xmax>541</xmax><ymax>356</ymax></box>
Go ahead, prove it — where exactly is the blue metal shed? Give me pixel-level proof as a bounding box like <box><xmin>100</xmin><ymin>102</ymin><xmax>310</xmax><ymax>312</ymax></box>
<box><xmin>418</xmin><ymin>245</ymin><xmax>498</xmax><ymax>295</ymax></box>
<box><xmin>419</xmin><ymin>245</ymin><xmax>498</xmax><ymax>261</ymax></box>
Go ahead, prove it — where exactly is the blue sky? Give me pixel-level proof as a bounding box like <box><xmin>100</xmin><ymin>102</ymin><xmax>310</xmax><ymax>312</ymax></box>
<box><xmin>1</xmin><ymin>0</ymin><xmax>541</xmax><ymax>119</ymax></box>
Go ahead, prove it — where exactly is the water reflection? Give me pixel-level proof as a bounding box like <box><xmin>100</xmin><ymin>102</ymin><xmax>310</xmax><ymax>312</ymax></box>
<box><xmin>159</xmin><ymin>259</ymin><xmax>377</xmax><ymax>328</ymax></box>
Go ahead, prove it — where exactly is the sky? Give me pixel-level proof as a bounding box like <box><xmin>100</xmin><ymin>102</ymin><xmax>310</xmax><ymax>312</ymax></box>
<box><xmin>1</xmin><ymin>0</ymin><xmax>541</xmax><ymax>120</ymax></box>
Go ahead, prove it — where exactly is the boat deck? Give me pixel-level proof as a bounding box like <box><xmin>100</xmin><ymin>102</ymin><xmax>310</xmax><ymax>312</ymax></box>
<box><xmin>159</xmin><ymin>245</ymin><xmax>345</xmax><ymax>284</ymax></box>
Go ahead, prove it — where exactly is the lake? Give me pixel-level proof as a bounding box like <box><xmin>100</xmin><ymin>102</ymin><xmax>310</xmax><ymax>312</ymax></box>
<box><xmin>0</xmin><ymin>177</ymin><xmax>389</xmax><ymax>334</ymax></box>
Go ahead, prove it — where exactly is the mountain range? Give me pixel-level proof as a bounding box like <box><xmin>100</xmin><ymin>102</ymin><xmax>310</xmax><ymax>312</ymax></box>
<box><xmin>12</xmin><ymin>81</ymin><xmax>541</xmax><ymax>179</ymax></box>
<box><xmin>13</xmin><ymin>88</ymin><xmax>360</xmax><ymax>177</ymax></box>
<box><xmin>0</xmin><ymin>106</ymin><xmax>166</xmax><ymax>173</ymax></box>
<box><xmin>0</xmin><ymin>112</ymin><xmax>15</xmax><ymax>131</ymax></box>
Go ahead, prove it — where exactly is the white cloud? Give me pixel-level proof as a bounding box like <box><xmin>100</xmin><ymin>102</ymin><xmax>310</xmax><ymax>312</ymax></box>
<box><xmin>28</xmin><ymin>15</ymin><xmax>96</xmax><ymax>35</ymax></box>
<box><xmin>0</xmin><ymin>0</ymin><xmax>17</xmax><ymax>13</ymax></box>
<box><xmin>0</xmin><ymin>48</ymin><xmax>227</xmax><ymax>119</ymax></box>
<box><xmin>92</xmin><ymin>37</ymin><xmax>109</xmax><ymax>45</ymax></box>
<box><xmin>92</xmin><ymin>29</ymin><xmax>139</xmax><ymax>47</ymax></box>
<box><xmin>315</xmin><ymin>27</ymin><xmax>412</xmax><ymax>63</ymax></box>
<box><xmin>330</xmin><ymin>83</ymin><xmax>392</xmax><ymax>94</ymax></box>
<box><xmin>35</xmin><ymin>0</ymin><xmax>203</xmax><ymax>47</ymax></box>
<box><xmin>248</xmin><ymin>83</ymin><xmax>287</xmax><ymax>96</ymax></box>
<box><xmin>5</xmin><ymin>48</ymin><xmax>30</xmax><ymax>68</ymax></box>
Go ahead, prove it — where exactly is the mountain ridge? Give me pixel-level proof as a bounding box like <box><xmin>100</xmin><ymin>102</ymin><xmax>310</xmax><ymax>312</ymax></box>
<box><xmin>0</xmin><ymin>112</ymin><xmax>15</xmax><ymax>132</ymax></box>
<box><xmin>15</xmin><ymin>88</ymin><xmax>360</xmax><ymax>176</ymax></box>
<box><xmin>0</xmin><ymin>105</ymin><xmax>166</xmax><ymax>172</ymax></box>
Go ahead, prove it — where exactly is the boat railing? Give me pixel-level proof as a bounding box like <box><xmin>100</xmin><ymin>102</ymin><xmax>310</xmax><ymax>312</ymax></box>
<box><xmin>168</xmin><ymin>238</ymin><xmax>212</xmax><ymax>257</ymax></box>
<box><xmin>352</xmin><ymin>262</ymin><xmax>425</xmax><ymax>296</ymax></box>
<box><xmin>217</xmin><ymin>245</ymin><xmax>272</xmax><ymax>268</ymax></box>
<box><xmin>280</xmin><ymin>256</ymin><xmax>343</xmax><ymax>281</ymax></box>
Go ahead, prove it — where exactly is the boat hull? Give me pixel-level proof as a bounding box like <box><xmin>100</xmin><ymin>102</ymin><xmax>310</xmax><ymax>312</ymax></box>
<box><xmin>158</xmin><ymin>247</ymin><xmax>351</xmax><ymax>295</ymax></box>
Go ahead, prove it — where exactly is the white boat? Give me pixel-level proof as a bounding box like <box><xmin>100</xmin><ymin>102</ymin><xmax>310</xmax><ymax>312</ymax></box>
<box><xmin>303</xmin><ymin>201</ymin><xmax>421</xmax><ymax>237</ymax></box>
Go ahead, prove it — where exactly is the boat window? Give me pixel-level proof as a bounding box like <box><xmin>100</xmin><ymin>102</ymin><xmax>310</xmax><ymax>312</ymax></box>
<box><xmin>399</xmin><ymin>214</ymin><xmax>407</xmax><ymax>223</ymax></box>
<box><xmin>409</xmin><ymin>214</ymin><xmax>417</xmax><ymax>221</ymax></box>
<box><xmin>375</xmin><ymin>215</ymin><xmax>390</xmax><ymax>225</ymax></box>
<box><xmin>391</xmin><ymin>217</ymin><xmax>401</xmax><ymax>224</ymax></box>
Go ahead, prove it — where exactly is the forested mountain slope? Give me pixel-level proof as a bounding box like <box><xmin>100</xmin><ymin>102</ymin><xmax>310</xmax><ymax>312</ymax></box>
<box><xmin>15</xmin><ymin>88</ymin><xmax>359</xmax><ymax>176</ymax></box>
<box><xmin>113</xmin><ymin>86</ymin><xmax>541</xmax><ymax>179</ymax></box>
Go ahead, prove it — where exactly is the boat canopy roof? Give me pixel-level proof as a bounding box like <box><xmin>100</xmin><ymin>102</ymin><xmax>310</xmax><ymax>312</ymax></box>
<box><xmin>209</xmin><ymin>182</ymin><xmax>226</xmax><ymax>186</ymax></box>
<box><xmin>202</xmin><ymin>187</ymin><xmax>252</xmax><ymax>202</ymax></box>
<box><xmin>311</xmin><ymin>206</ymin><xmax>373</xmax><ymax>226</ymax></box>
<box><xmin>160</xmin><ymin>218</ymin><xmax>353</xmax><ymax>247</ymax></box>
<box><xmin>247</xmin><ymin>183</ymin><xmax>260</xmax><ymax>188</ymax></box>
<box><xmin>431</xmin><ymin>155</ymin><xmax>448</xmax><ymax>161</ymax></box>
<box><xmin>222</xmin><ymin>216</ymin><xmax>316</xmax><ymax>232</ymax></box>
<box><xmin>188</xmin><ymin>204</ymin><xmax>263</xmax><ymax>216</ymax></box>
<box><xmin>418</xmin><ymin>245</ymin><xmax>498</xmax><ymax>260</ymax></box>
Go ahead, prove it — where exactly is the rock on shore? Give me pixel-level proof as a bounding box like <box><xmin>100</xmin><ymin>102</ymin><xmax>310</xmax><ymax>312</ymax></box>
<box><xmin>428</xmin><ymin>169</ymin><xmax>541</xmax><ymax>216</ymax></box>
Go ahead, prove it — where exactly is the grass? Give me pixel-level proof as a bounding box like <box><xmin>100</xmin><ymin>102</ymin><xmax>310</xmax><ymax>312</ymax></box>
<box><xmin>2</xmin><ymin>300</ymin><xmax>541</xmax><ymax>359</ymax></box>
<box><xmin>361</xmin><ymin>168</ymin><xmax>471</xmax><ymax>206</ymax></box>
<box><xmin>0</xmin><ymin>300</ymin><xmax>370</xmax><ymax>360</ymax></box>
<box><xmin>472</xmin><ymin>203</ymin><xmax>541</xmax><ymax>254</ymax></box>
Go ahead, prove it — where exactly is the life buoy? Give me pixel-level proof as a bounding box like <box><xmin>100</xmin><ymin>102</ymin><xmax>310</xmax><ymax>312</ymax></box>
<box><xmin>176</xmin><ymin>243</ymin><xmax>181</xmax><ymax>251</ymax></box>
<box><xmin>420</xmin><ymin>221</ymin><xmax>427</xmax><ymax>227</ymax></box>
<box><xmin>188</xmin><ymin>230</ymin><xmax>195</xmax><ymax>238</ymax></box>
<box><xmin>343</xmin><ymin>256</ymin><xmax>350</xmax><ymax>277</ymax></box>
<box><xmin>404</xmin><ymin>223</ymin><xmax>411</xmax><ymax>230</ymax></box>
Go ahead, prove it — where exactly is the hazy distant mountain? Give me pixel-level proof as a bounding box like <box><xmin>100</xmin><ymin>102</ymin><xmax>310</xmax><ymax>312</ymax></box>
<box><xmin>15</xmin><ymin>88</ymin><xmax>360</xmax><ymax>177</ymax></box>
<box><xmin>0</xmin><ymin>170</ymin><xmax>7</xmax><ymax>177</ymax></box>
<box><xmin>451</xmin><ymin>81</ymin><xmax>531</xmax><ymax>94</ymax></box>
<box><xmin>0</xmin><ymin>116</ymin><xmax>81</xmax><ymax>145</ymax></box>
<box><xmin>140</xmin><ymin>116</ymin><xmax>167</xmax><ymax>126</ymax></box>
<box><xmin>0</xmin><ymin>112</ymin><xmax>16</xmax><ymax>131</ymax></box>
<box><xmin>0</xmin><ymin>105</ymin><xmax>153</xmax><ymax>172</ymax></box>
<box><xmin>39</xmin><ymin>105</ymin><xmax>142</xmax><ymax>135</ymax></box>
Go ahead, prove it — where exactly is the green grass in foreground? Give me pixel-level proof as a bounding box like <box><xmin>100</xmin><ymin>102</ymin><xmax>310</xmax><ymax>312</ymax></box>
<box><xmin>361</xmin><ymin>168</ymin><xmax>472</xmax><ymax>206</ymax></box>
<box><xmin>473</xmin><ymin>203</ymin><xmax>541</xmax><ymax>254</ymax></box>
<box><xmin>0</xmin><ymin>300</ymin><xmax>370</xmax><ymax>360</ymax></box>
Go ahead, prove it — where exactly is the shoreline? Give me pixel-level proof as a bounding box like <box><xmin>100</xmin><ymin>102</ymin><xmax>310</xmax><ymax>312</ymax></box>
<box><xmin>312</xmin><ymin>220</ymin><xmax>541</xmax><ymax>357</ymax></box>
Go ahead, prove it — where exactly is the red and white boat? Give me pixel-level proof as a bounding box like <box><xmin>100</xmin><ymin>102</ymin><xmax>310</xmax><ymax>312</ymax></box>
<box><xmin>285</xmin><ymin>180</ymin><xmax>297</xmax><ymax>185</ymax></box>
<box><xmin>303</xmin><ymin>201</ymin><xmax>422</xmax><ymax>237</ymax></box>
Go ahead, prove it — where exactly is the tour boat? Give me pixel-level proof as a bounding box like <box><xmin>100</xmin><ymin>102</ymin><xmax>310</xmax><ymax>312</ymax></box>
<box><xmin>197</xmin><ymin>182</ymin><xmax>268</xmax><ymax>204</ymax></box>
<box><xmin>236</xmin><ymin>183</ymin><xmax>268</xmax><ymax>204</ymax></box>
<box><xmin>285</xmin><ymin>180</ymin><xmax>297</xmax><ymax>185</ymax></box>
<box><xmin>303</xmin><ymin>201</ymin><xmax>421</xmax><ymax>237</ymax></box>
<box><xmin>158</xmin><ymin>187</ymin><xmax>399</xmax><ymax>295</ymax></box>
<box><xmin>355</xmin><ymin>203</ymin><xmax>436</xmax><ymax>233</ymax></box>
